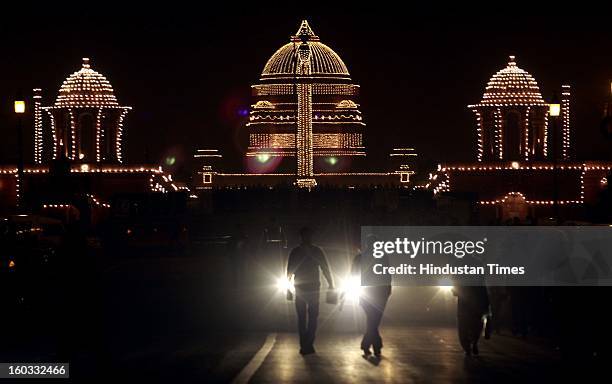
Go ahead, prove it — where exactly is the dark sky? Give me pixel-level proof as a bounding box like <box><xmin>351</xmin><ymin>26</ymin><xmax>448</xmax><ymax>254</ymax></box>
<box><xmin>1</xmin><ymin>8</ymin><xmax>612</xmax><ymax>178</ymax></box>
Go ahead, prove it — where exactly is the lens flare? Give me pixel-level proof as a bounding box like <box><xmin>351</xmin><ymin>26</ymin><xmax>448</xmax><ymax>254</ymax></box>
<box><xmin>438</xmin><ymin>277</ymin><xmax>454</xmax><ymax>294</ymax></box>
<box><xmin>246</xmin><ymin>155</ymin><xmax>282</xmax><ymax>173</ymax></box>
<box><xmin>340</xmin><ymin>276</ymin><xmax>362</xmax><ymax>302</ymax></box>
<box><xmin>438</xmin><ymin>285</ymin><xmax>453</xmax><ymax>294</ymax></box>
<box><xmin>276</xmin><ymin>276</ymin><xmax>295</xmax><ymax>294</ymax></box>
<box><xmin>257</xmin><ymin>154</ymin><xmax>271</xmax><ymax>163</ymax></box>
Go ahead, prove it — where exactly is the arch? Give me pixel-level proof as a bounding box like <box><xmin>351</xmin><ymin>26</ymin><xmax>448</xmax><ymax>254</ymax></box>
<box><xmin>483</xmin><ymin>110</ymin><xmax>496</xmax><ymax>160</ymax></box>
<box><xmin>78</xmin><ymin>112</ymin><xmax>96</xmax><ymax>161</ymax></box>
<box><xmin>504</xmin><ymin>111</ymin><xmax>522</xmax><ymax>160</ymax></box>
<box><xmin>500</xmin><ymin>192</ymin><xmax>529</xmax><ymax>221</ymax></box>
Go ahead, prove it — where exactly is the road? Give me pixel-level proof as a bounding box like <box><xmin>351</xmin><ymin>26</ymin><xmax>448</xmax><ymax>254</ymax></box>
<box><xmin>244</xmin><ymin>328</ymin><xmax>561</xmax><ymax>384</ymax></box>
<box><xmin>1</xmin><ymin>252</ymin><xmax>605</xmax><ymax>383</ymax></box>
<box><xmin>92</xmin><ymin>251</ymin><xmax>564</xmax><ymax>383</ymax></box>
<box><xmin>108</xmin><ymin>327</ymin><xmax>564</xmax><ymax>383</ymax></box>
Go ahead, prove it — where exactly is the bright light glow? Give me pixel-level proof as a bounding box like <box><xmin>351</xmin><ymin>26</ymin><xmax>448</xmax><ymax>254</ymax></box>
<box><xmin>8</xmin><ymin>260</ymin><xmax>15</xmax><ymax>269</ymax></box>
<box><xmin>438</xmin><ymin>285</ymin><xmax>453</xmax><ymax>294</ymax></box>
<box><xmin>549</xmin><ymin>103</ymin><xmax>561</xmax><ymax>117</ymax></box>
<box><xmin>14</xmin><ymin>101</ymin><xmax>25</xmax><ymax>114</ymax></box>
<box><xmin>80</xmin><ymin>164</ymin><xmax>89</xmax><ymax>172</ymax></box>
<box><xmin>438</xmin><ymin>278</ymin><xmax>453</xmax><ymax>294</ymax></box>
<box><xmin>511</xmin><ymin>161</ymin><xmax>519</xmax><ymax>169</ymax></box>
<box><xmin>79</xmin><ymin>153</ymin><xmax>85</xmax><ymax>160</ymax></box>
<box><xmin>257</xmin><ymin>154</ymin><xmax>270</xmax><ymax>163</ymax></box>
<box><xmin>339</xmin><ymin>275</ymin><xmax>362</xmax><ymax>302</ymax></box>
<box><xmin>276</xmin><ymin>276</ymin><xmax>295</xmax><ymax>294</ymax></box>
<box><xmin>326</xmin><ymin>156</ymin><xmax>338</xmax><ymax>165</ymax></box>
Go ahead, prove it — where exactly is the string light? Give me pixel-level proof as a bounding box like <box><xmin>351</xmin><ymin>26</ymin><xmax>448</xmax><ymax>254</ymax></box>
<box><xmin>194</xmin><ymin>21</ymin><xmax>416</xmax><ymax>189</ymax></box>
<box><xmin>41</xmin><ymin>58</ymin><xmax>131</xmax><ymax>163</ymax></box>
<box><xmin>33</xmin><ymin>89</ymin><xmax>43</xmax><ymax>164</ymax></box>
<box><xmin>561</xmin><ymin>85</ymin><xmax>571</xmax><ymax>160</ymax></box>
<box><xmin>469</xmin><ymin>56</ymin><xmax>549</xmax><ymax>161</ymax></box>
<box><xmin>248</xmin><ymin>20</ymin><xmax>365</xmax><ymax>186</ymax></box>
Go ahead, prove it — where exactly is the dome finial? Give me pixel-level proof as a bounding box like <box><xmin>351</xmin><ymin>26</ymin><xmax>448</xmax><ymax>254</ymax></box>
<box><xmin>82</xmin><ymin>57</ymin><xmax>90</xmax><ymax>69</ymax></box>
<box><xmin>292</xmin><ymin>20</ymin><xmax>319</xmax><ymax>42</ymax></box>
<box><xmin>508</xmin><ymin>55</ymin><xmax>516</xmax><ymax>66</ymax></box>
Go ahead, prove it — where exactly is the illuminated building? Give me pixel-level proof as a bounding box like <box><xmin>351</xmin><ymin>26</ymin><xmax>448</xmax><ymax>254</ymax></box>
<box><xmin>428</xmin><ymin>56</ymin><xmax>612</xmax><ymax>221</ymax></box>
<box><xmin>0</xmin><ymin>58</ymin><xmax>175</xmax><ymax>214</ymax></box>
<box><xmin>37</xmin><ymin>58</ymin><xmax>131</xmax><ymax>164</ymax></box>
<box><xmin>195</xmin><ymin>20</ymin><xmax>416</xmax><ymax>189</ymax></box>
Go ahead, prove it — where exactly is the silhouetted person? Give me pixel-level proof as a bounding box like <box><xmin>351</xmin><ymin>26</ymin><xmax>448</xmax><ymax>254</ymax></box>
<box><xmin>351</xmin><ymin>235</ymin><xmax>391</xmax><ymax>358</ymax></box>
<box><xmin>287</xmin><ymin>227</ymin><xmax>334</xmax><ymax>355</ymax></box>
<box><xmin>454</xmin><ymin>285</ymin><xmax>490</xmax><ymax>356</ymax></box>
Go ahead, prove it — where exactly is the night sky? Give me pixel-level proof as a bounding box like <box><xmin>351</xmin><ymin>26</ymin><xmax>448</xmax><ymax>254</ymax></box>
<box><xmin>1</xmin><ymin>9</ymin><xmax>612</xmax><ymax>179</ymax></box>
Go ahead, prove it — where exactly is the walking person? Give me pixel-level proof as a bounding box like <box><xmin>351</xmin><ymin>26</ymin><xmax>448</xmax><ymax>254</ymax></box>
<box><xmin>454</xmin><ymin>285</ymin><xmax>490</xmax><ymax>356</ymax></box>
<box><xmin>287</xmin><ymin>227</ymin><xmax>334</xmax><ymax>355</ymax></box>
<box><xmin>351</xmin><ymin>235</ymin><xmax>392</xmax><ymax>358</ymax></box>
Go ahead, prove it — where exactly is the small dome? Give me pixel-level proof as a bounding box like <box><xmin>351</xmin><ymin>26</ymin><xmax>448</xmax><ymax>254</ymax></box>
<box><xmin>476</xmin><ymin>56</ymin><xmax>546</xmax><ymax>106</ymax></box>
<box><xmin>55</xmin><ymin>58</ymin><xmax>119</xmax><ymax>107</ymax></box>
<box><xmin>261</xmin><ymin>20</ymin><xmax>350</xmax><ymax>78</ymax></box>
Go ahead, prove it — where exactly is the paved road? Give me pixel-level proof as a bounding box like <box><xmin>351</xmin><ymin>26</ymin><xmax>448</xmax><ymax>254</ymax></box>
<box><xmin>3</xmin><ymin>253</ymin><xmax>605</xmax><ymax>383</ymax></box>
<box><xmin>237</xmin><ymin>327</ymin><xmax>563</xmax><ymax>384</ymax></box>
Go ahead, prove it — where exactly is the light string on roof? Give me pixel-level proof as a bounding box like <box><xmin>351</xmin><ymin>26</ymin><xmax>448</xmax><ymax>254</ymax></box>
<box><xmin>39</xmin><ymin>58</ymin><xmax>131</xmax><ymax>163</ymax></box>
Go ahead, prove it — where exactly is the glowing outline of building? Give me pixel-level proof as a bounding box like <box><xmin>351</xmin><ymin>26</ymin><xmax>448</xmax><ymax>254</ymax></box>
<box><xmin>195</xmin><ymin>20</ymin><xmax>416</xmax><ymax>189</ymax></box>
<box><xmin>428</xmin><ymin>55</ymin><xmax>612</xmax><ymax>221</ymax></box>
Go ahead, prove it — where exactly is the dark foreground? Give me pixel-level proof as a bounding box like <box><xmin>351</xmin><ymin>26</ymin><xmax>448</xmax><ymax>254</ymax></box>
<box><xmin>2</xmin><ymin>249</ymin><xmax>609</xmax><ymax>383</ymax></box>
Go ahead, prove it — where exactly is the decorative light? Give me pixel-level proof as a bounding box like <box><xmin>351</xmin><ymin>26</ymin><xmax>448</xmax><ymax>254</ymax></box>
<box><xmin>40</xmin><ymin>58</ymin><xmax>131</xmax><ymax>163</ymax></box>
<box><xmin>247</xmin><ymin>20</ymin><xmax>368</xmax><ymax>187</ymax></box>
<box><xmin>469</xmin><ymin>56</ymin><xmax>549</xmax><ymax>161</ymax></box>
<box><xmin>33</xmin><ymin>89</ymin><xmax>43</xmax><ymax>163</ymax></box>
<box><xmin>561</xmin><ymin>85</ymin><xmax>571</xmax><ymax>160</ymax></box>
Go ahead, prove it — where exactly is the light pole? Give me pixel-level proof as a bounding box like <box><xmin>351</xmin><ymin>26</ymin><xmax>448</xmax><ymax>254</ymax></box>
<box><xmin>549</xmin><ymin>93</ymin><xmax>561</xmax><ymax>224</ymax></box>
<box><xmin>14</xmin><ymin>92</ymin><xmax>25</xmax><ymax>212</ymax></box>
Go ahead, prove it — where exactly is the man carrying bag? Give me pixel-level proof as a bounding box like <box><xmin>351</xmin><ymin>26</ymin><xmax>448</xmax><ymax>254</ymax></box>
<box><xmin>287</xmin><ymin>227</ymin><xmax>335</xmax><ymax>355</ymax></box>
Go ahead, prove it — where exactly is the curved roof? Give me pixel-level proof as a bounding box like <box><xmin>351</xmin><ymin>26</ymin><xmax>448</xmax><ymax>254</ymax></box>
<box><xmin>473</xmin><ymin>56</ymin><xmax>546</xmax><ymax>107</ymax></box>
<box><xmin>261</xmin><ymin>20</ymin><xmax>350</xmax><ymax>78</ymax></box>
<box><xmin>55</xmin><ymin>58</ymin><xmax>119</xmax><ymax>107</ymax></box>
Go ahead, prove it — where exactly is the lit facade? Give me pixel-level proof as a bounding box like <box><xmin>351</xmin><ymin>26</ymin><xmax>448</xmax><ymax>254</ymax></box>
<box><xmin>248</xmin><ymin>20</ymin><xmax>365</xmax><ymax>187</ymax></box>
<box><xmin>429</xmin><ymin>56</ymin><xmax>609</xmax><ymax>221</ymax></box>
<box><xmin>36</xmin><ymin>58</ymin><xmax>131</xmax><ymax>164</ymax></box>
<box><xmin>469</xmin><ymin>56</ymin><xmax>552</xmax><ymax>162</ymax></box>
<box><xmin>195</xmin><ymin>20</ymin><xmax>416</xmax><ymax>189</ymax></box>
<box><xmin>0</xmin><ymin>58</ymin><xmax>175</xmax><ymax>215</ymax></box>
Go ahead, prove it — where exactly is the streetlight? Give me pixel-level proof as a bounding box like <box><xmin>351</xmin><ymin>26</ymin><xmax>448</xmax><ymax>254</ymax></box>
<box><xmin>15</xmin><ymin>92</ymin><xmax>25</xmax><ymax>212</ymax></box>
<box><xmin>549</xmin><ymin>101</ymin><xmax>561</xmax><ymax>118</ymax></box>
<box><xmin>14</xmin><ymin>99</ymin><xmax>25</xmax><ymax>114</ymax></box>
<box><xmin>550</xmin><ymin>93</ymin><xmax>560</xmax><ymax>223</ymax></box>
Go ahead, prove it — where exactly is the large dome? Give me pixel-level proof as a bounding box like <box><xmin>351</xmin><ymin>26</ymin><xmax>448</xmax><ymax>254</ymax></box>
<box><xmin>475</xmin><ymin>56</ymin><xmax>546</xmax><ymax>106</ymax></box>
<box><xmin>261</xmin><ymin>20</ymin><xmax>350</xmax><ymax>78</ymax></box>
<box><xmin>55</xmin><ymin>58</ymin><xmax>119</xmax><ymax>107</ymax></box>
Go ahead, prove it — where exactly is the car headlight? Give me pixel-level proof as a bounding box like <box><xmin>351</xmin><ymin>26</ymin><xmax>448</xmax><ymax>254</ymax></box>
<box><xmin>438</xmin><ymin>285</ymin><xmax>453</xmax><ymax>294</ymax></box>
<box><xmin>276</xmin><ymin>276</ymin><xmax>295</xmax><ymax>294</ymax></box>
<box><xmin>438</xmin><ymin>278</ymin><xmax>453</xmax><ymax>294</ymax></box>
<box><xmin>339</xmin><ymin>276</ymin><xmax>362</xmax><ymax>302</ymax></box>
